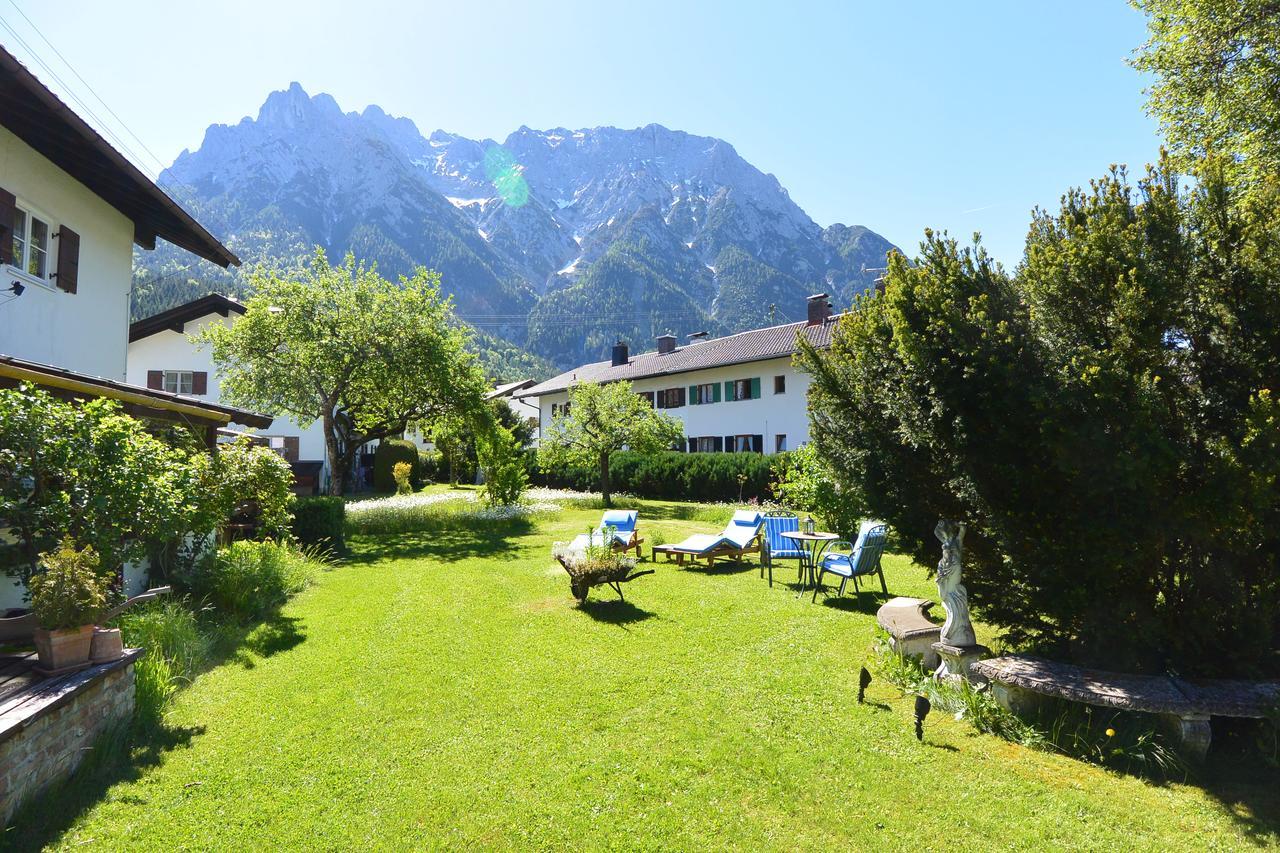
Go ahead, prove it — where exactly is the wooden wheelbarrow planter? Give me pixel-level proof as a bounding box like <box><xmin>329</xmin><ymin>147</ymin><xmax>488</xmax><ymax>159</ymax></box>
<box><xmin>554</xmin><ymin>556</ymin><xmax>654</xmax><ymax>602</ymax></box>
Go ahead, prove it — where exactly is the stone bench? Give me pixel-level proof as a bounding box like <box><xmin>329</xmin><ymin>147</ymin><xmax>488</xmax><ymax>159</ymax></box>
<box><xmin>876</xmin><ymin>597</ymin><xmax>943</xmax><ymax>670</ymax></box>
<box><xmin>973</xmin><ymin>654</ymin><xmax>1280</xmax><ymax>761</ymax></box>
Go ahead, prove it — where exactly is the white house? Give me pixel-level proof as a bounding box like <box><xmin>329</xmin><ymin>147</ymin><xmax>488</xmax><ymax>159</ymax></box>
<box><xmin>127</xmin><ymin>294</ymin><xmax>330</xmax><ymax>492</ymax></box>
<box><xmin>518</xmin><ymin>294</ymin><xmax>839</xmax><ymax>453</ymax></box>
<box><xmin>0</xmin><ymin>46</ymin><xmax>271</xmax><ymax>607</ymax></box>
<box><xmin>487</xmin><ymin>379</ymin><xmax>540</xmax><ymax>440</ymax></box>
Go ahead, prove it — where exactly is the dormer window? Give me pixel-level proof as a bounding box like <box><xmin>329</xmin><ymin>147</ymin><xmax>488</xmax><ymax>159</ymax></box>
<box><xmin>11</xmin><ymin>206</ymin><xmax>51</xmax><ymax>281</ymax></box>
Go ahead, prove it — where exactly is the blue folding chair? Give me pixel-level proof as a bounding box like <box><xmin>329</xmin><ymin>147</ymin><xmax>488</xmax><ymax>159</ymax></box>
<box><xmin>761</xmin><ymin>511</ymin><xmax>805</xmax><ymax>587</ymax></box>
<box><xmin>812</xmin><ymin>523</ymin><xmax>889</xmax><ymax>601</ymax></box>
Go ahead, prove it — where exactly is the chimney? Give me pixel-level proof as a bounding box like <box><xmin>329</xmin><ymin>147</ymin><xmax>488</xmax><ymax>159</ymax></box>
<box><xmin>687</xmin><ymin>331</ymin><xmax>709</xmax><ymax>344</ymax></box>
<box><xmin>611</xmin><ymin>340</ymin><xmax>629</xmax><ymax>366</ymax></box>
<box><xmin>806</xmin><ymin>293</ymin><xmax>832</xmax><ymax>326</ymax></box>
<box><xmin>656</xmin><ymin>334</ymin><xmax>677</xmax><ymax>355</ymax></box>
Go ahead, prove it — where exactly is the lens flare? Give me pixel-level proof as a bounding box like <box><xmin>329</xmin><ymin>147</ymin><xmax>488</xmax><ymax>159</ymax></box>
<box><xmin>483</xmin><ymin>145</ymin><xmax>529</xmax><ymax>208</ymax></box>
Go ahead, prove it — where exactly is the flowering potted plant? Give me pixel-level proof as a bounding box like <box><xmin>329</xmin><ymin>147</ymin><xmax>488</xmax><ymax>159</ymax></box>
<box><xmin>28</xmin><ymin>539</ymin><xmax>109</xmax><ymax>675</ymax></box>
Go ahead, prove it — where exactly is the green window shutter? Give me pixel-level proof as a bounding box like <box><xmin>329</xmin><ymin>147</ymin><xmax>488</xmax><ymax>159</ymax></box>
<box><xmin>689</xmin><ymin>384</ymin><xmax>698</xmax><ymax>404</ymax></box>
<box><xmin>724</xmin><ymin>381</ymin><xmax>733</xmax><ymax>401</ymax></box>
<box><xmin>713</xmin><ymin>383</ymin><xmax>722</xmax><ymax>403</ymax></box>
<box><xmin>750</xmin><ymin>377</ymin><xmax>761</xmax><ymax>399</ymax></box>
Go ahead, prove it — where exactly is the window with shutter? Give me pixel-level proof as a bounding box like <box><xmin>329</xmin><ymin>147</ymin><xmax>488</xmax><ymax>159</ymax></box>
<box><xmin>54</xmin><ymin>227</ymin><xmax>79</xmax><ymax>293</ymax></box>
<box><xmin>192</xmin><ymin>371</ymin><xmax>208</xmax><ymax>395</ymax></box>
<box><xmin>750</xmin><ymin>378</ymin><xmax>761</xmax><ymax>399</ymax></box>
<box><xmin>724</xmin><ymin>434</ymin><xmax>735</xmax><ymax>453</ymax></box>
<box><xmin>146</xmin><ymin>370</ymin><xmax>163</xmax><ymax>390</ymax></box>
<box><xmin>752</xmin><ymin>435</ymin><xmax>763</xmax><ymax>453</ymax></box>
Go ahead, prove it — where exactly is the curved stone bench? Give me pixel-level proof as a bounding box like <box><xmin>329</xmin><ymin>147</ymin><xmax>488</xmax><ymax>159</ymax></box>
<box><xmin>876</xmin><ymin>597</ymin><xmax>942</xmax><ymax>670</ymax></box>
<box><xmin>973</xmin><ymin>654</ymin><xmax>1280</xmax><ymax>761</ymax></box>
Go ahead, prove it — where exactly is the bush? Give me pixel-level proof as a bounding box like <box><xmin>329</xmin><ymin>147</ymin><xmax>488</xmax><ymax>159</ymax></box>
<box><xmin>534</xmin><ymin>450</ymin><xmax>783</xmax><ymax>503</ymax></box>
<box><xmin>478</xmin><ymin>425</ymin><xmax>528</xmax><ymax>507</ymax></box>
<box><xmin>417</xmin><ymin>450</ymin><xmax>441</xmax><ymax>485</ymax></box>
<box><xmin>771</xmin><ymin>444</ymin><xmax>864</xmax><ymax>538</ymax></box>
<box><xmin>392</xmin><ymin>461</ymin><xmax>414</xmax><ymax>495</ymax></box>
<box><xmin>117</xmin><ymin>600</ymin><xmax>213</xmax><ymax>725</ymax></box>
<box><xmin>28</xmin><ymin>540</ymin><xmax>109</xmax><ymax>629</ymax></box>
<box><xmin>373</xmin><ymin>439</ymin><xmax>420</xmax><ymax>493</ymax></box>
<box><xmin>214</xmin><ymin>439</ymin><xmax>297</xmax><ymax>540</ymax></box>
<box><xmin>292</xmin><ymin>496</ymin><xmax>346</xmax><ymax>553</ymax></box>
<box><xmin>179</xmin><ymin>541</ymin><xmax>318</xmax><ymax>620</ymax></box>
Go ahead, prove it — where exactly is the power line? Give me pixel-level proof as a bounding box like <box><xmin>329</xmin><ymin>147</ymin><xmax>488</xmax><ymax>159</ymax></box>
<box><xmin>5</xmin><ymin>0</ymin><xmax>171</xmax><ymax>178</ymax></box>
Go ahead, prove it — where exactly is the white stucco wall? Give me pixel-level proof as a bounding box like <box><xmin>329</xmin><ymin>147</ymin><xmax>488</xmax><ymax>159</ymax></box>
<box><xmin>530</xmin><ymin>356</ymin><xmax>811</xmax><ymax>453</ymax></box>
<box><xmin>126</xmin><ymin>313</ymin><xmax>330</xmax><ymax>467</ymax></box>
<box><xmin>0</xmin><ymin>125</ymin><xmax>134</xmax><ymax>380</ymax></box>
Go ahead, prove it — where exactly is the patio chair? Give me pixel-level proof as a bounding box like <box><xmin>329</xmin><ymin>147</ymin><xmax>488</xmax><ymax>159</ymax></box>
<box><xmin>812</xmin><ymin>523</ymin><xmax>889</xmax><ymax>601</ymax></box>
<box><xmin>652</xmin><ymin>510</ymin><xmax>763</xmax><ymax>568</ymax></box>
<box><xmin>760</xmin><ymin>511</ymin><xmax>805</xmax><ymax>587</ymax></box>
<box><xmin>567</xmin><ymin>510</ymin><xmax>643</xmax><ymax>557</ymax></box>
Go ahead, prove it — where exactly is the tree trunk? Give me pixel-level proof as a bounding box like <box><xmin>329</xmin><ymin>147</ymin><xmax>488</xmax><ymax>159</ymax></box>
<box><xmin>323</xmin><ymin>408</ymin><xmax>344</xmax><ymax>496</ymax></box>
<box><xmin>599</xmin><ymin>451</ymin><xmax>611</xmax><ymax>508</ymax></box>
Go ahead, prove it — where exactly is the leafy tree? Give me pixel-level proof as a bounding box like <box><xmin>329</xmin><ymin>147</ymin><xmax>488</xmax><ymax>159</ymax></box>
<box><xmin>1132</xmin><ymin>0</ymin><xmax>1280</xmax><ymax>186</ymax></box>
<box><xmin>0</xmin><ymin>385</ymin><xmax>202</xmax><ymax>586</ymax></box>
<box><xmin>477</xmin><ymin>424</ymin><xmax>528</xmax><ymax>507</ymax></box>
<box><xmin>798</xmin><ymin>161</ymin><xmax>1280</xmax><ymax>678</ymax></box>
<box><xmin>538</xmin><ymin>381</ymin><xmax>683</xmax><ymax>507</ymax></box>
<box><xmin>202</xmin><ymin>250</ymin><xmax>489</xmax><ymax>495</ymax></box>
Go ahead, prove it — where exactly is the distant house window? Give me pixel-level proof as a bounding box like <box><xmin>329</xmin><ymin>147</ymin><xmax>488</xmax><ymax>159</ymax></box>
<box><xmin>163</xmin><ymin>370</ymin><xmax>194</xmax><ymax>395</ymax></box>
<box><xmin>732</xmin><ymin>435</ymin><xmax>753</xmax><ymax>453</ymax></box>
<box><xmin>774</xmin><ymin>375</ymin><xmax>786</xmax><ymax>394</ymax></box>
<box><xmin>10</xmin><ymin>206</ymin><xmax>51</xmax><ymax>281</ymax></box>
<box><xmin>775</xmin><ymin>434</ymin><xmax>787</xmax><ymax>453</ymax></box>
<box><xmin>551</xmin><ymin>401</ymin><xmax>571</xmax><ymax>419</ymax></box>
<box><xmin>695</xmin><ymin>436</ymin><xmax>717</xmax><ymax>453</ymax></box>
<box><xmin>726</xmin><ymin>378</ymin><xmax>761</xmax><ymax>401</ymax></box>
<box><xmin>657</xmin><ymin>388</ymin><xmax>685</xmax><ymax>409</ymax></box>
<box><xmin>638</xmin><ymin>391</ymin><xmax>655</xmax><ymax>407</ymax></box>
<box><xmin>694</xmin><ymin>383</ymin><xmax>716</xmax><ymax>405</ymax></box>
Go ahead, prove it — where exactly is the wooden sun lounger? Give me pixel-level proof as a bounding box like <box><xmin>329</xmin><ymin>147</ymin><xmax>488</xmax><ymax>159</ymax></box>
<box><xmin>651</xmin><ymin>536</ymin><xmax>762</xmax><ymax>568</ymax></box>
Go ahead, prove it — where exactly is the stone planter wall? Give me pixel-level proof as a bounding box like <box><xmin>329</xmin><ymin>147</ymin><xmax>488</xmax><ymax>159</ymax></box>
<box><xmin>0</xmin><ymin>651</ymin><xmax>139</xmax><ymax>826</ymax></box>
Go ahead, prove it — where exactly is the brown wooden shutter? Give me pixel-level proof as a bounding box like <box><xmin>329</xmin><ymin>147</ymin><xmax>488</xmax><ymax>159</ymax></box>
<box><xmin>54</xmin><ymin>226</ymin><xmax>79</xmax><ymax>293</ymax></box>
<box><xmin>192</xmin><ymin>371</ymin><xmax>208</xmax><ymax>395</ymax></box>
<box><xmin>283</xmin><ymin>436</ymin><xmax>300</xmax><ymax>462</ymax></box>
<box><xmin>0</xmin><ymin>188</ymin><xmax>13</xmax><ymax>266</ymax></box>
<box><xmin>147</xmin><ymin>370</ymin><xmax>163</xmax><ymax>390</ymax></box>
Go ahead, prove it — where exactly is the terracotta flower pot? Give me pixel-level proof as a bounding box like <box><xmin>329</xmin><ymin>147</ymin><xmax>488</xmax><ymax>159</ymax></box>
<box><xmin>89</xmin><ymin>627</ymin><xmax>124</xmax><ymax>664</ymax></box>
<box><xmin>32</xmin><ymin>625</ymin><xmax>94</xmax><ymax>675</ymax></box>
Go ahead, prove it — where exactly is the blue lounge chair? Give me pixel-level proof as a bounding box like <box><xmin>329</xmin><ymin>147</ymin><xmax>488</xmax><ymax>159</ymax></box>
<box><xmin>812</xmin><ymin>522</ymin><xmax>889</xmax><ymax>601</ymax></box>
<box><xmin>761</xmin><ymin>511</ymin><xmax>805</xmax><ymax>587</ymax></box>
<box><xmin>653</xmin><ymin>510</ymin><xmax>763</xmax><ymax>568</ymax></box>
<box><xmin>568</xmin><ymin>510</ymin><xmax>643</xmax><ymax>556</ymax></box>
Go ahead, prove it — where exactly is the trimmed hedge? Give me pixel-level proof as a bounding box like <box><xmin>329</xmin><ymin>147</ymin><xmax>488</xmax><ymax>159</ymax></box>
<box><xmin>292</xmin><ymin>496</ymin><xmax>346</xmax><ymax>552</ymax></box>
<box><xmin>373</xmin><ymin>439</ymin><xmax>420</xmax><ymax>493</ymax></box>
<box><xmin>535</xmin><ymin>450</ymin><xmax>788</xmax><ymax>503</ymax></box>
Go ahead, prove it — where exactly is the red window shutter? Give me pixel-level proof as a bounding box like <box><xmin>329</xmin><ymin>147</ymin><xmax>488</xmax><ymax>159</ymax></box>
<box><xmin>147</xmin><ymin>370</ymin><xmax>163</xmax><ymax>390</ymax></box>
<box><xmin>54</xmin><ymin>227</ymin><xmax>79</xmax><ymax>293</ymax></box>
<box><xmin>0</xmin><ymin>188</ymin><xmax>14</xmax><ymax>266</ymax></box>
<box><xmin>192</xmin><ymin>371</ymin><xmax>208</xmax><ymax>395</ymax></box>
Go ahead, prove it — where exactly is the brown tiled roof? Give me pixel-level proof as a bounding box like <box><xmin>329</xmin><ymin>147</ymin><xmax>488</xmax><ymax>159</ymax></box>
<box><xmin>517</xmin><ymin>316</ymin><xmax>841</xmax><ymax>398</ymax></box>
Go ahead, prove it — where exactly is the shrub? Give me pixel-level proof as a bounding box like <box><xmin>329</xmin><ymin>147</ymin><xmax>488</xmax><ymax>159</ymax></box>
<box><xmin>373</xmin><ymin>439</ymin><xmax>420</xmax><ymax>493</ymax></box>
<box><xmin>214</xmin><ymin>439</ymin><xmax>297</xmax><ymax>540</ymax></box>
<box><xmin>28</xmin><ymin>540</ymin><xmax>109</xmax><ymax>630</ymax></box>
<box><xmin>179</xmin><ymin>541</ymin><xmax>318</xmax><ymax>620</ymax></box>
<box><xmin>534</xmin><ymin>450</ymin><xmax>782</xmax><ymax>504</ymax></box>
<box><xmin>478</xmin><ymin>425</ymin><xmax>528</xmax><ymax>507</ymax></box>
<box><xmin>292</xmin><ymin>496</ymin><xmax>346</xmax><ymax>553</ymax></box>
<box><xmin>392</xmin><ymin>461</ymin><xmax>414</xmax><ymax>495</ymax></box>
<box><xmin>771</xmin><ymin>444</ymin><xmax>864</xmax><ymax>538</ymax></box>
<box><xmin>417</xmin><ymin>450</ymin><xmax>441</xmax><ymax>485</ymax></box>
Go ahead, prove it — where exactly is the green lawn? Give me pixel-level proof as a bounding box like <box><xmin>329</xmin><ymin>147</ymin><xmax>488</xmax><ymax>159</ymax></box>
<box><xmin>12</xmin><ymin>493</ymin><xmax>1278</xmax><ymax>850</ymax></box>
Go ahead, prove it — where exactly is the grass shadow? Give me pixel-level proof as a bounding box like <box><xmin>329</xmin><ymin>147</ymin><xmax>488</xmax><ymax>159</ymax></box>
<box><xmin>680</xmin><ymin>560</ymin><xmax>759</xmax><ymax>577</ymax></box>
<box><xmin>575</xmin><ymin>598</ymin><xmax>657</xmax><ymax>626</ymax></box>
<box><xmin>4</xmin><ymin>721</ymin><xmax>206</xmax><ymax>851</ymax></box>
<box><xmin>815</xmin><ymin>590</ymin><xmax>892</xmax><ymax>614</ymax></box>
<box><xmin>346</xmin><ymin>520</ymin><xmax>533</xmax><ymax>566</ymax></box>
<box><xmin>225</xmin><ymin>614</ymin><xmax>307</xmax><ymax>668</ymax></box>
<box><xmin>1193</xmin><ymin>722</ymin><xmax>1280</xmax><ymax>844</ymax></box>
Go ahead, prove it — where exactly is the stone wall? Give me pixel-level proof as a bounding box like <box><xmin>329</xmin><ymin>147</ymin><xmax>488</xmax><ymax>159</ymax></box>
<box><xmin>0</xmin><ymin>656</ymin><xmax>137</xmax><ymax>826</ymax></box>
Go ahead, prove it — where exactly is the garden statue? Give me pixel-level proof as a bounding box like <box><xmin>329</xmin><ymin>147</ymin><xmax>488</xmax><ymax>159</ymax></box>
<box><xmin>932</xmin><ymin>519</ymin><xmax>987</xmax><ymax>682</ymax></box>
<box><xmin>934</xmin><ymin>519</ymin><xmax>976</xmax><ymax>646</ymax></box>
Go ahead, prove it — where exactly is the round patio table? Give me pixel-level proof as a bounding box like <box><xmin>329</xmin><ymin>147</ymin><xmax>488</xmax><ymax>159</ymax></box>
<box><xmin>779</xmin><ymin>531</ymin><xmax>839</xmax><ymax>590</ymax></box>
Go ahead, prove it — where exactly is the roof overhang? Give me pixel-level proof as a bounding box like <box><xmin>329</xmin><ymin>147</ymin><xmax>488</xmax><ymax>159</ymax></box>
<box><xmin>0</xmin><ymin>354</ymin><xmax>272</xmax><ymax>429</ymax></box>
<box><xmin>130</xmin><ymin>293</ymin><xmax>245</xmax><ymax>342</ymax></box>
<box><xmin>0</xmin><ymin>47</ymin><xmax>239</xmax><ymax>268</ymax></box>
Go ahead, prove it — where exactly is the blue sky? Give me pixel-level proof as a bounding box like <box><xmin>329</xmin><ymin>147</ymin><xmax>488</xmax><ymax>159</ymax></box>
<box><xmin>1</xmin><ymin>0</ymin><xmax>1160</xmax><ymax>266</ymax></box>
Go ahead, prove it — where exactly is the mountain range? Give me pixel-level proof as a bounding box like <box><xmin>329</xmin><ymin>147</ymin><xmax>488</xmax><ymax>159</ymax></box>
<box><xmin>134</xmin><ymin>83</ymin><xmax>899</xmax><ymax>373</ymax></box>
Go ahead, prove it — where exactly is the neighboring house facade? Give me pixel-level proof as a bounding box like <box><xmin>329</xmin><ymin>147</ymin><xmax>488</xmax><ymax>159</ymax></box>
<box><xmin>518</xmin><ymin>294</ymin><xmax>838</xmax><ymax>454</ymax></box>
<box><xmin>0</xmin><ymin>47</ymin><xmax>270</xmax><ymax>607</ymax></box>
<box><xmin>127</xmin><ymin>294</ymin><xmax>330</xmax><ymax>492</ymax></box>
<box><xmin>486</xmin><ymin>379</ymin><xmax>540</xmax><ymax>441</ymax></box>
